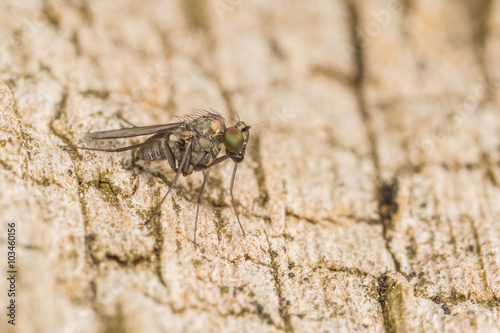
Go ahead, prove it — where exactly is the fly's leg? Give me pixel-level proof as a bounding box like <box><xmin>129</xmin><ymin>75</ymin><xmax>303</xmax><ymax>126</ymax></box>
<box><xmin>61</xmin><ymin>140</ymin><xmax>164</xmax><ymax>153</ymax></box>
<box><xmin>115</xmin><ymin>114</ymin><xmax>139</xmax><ymax>162</ymax></box>
<box><xmin>193</xmin><ymin>169</ymin><xmax>210</xmax><ymax>249</ymax></box>
<box><xmin>230</xmin><ymin>163</ymin><xmax>246</xmax><ymax>237</ymax></box>
<box><xmin>162</xmin><ymin>138</ymin><xmax>177</xmax><ymax>171</ymax></box>
<box><xmin>204</xmin><ymin>155</ymin><xmax>246</xmax><ymax>237</ymax></box>
<box><xmin>145</xmin><ymin>141</ymin><xmax>192</xmax><ymax>224</ymax></box>
<box><xmin>116</xmin><ymin>113</ymin><xmax>138</xmax><ymax>127</ymax></box>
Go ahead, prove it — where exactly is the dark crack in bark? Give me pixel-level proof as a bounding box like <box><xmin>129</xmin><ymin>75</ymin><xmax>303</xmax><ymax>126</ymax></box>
<box><xmin>464</xmin><ymin>0</ymin><xmax>493</xmax><ymax>79</ymax></box>
<box><xmin>265</xmin><ymin>235</ymin><xmax>294</xmax><ymax>333</ymax></box>
<box><xmin>346</xmin><ymin>1</ymin><xmax>380</xmax><ymax>180</ymax></box>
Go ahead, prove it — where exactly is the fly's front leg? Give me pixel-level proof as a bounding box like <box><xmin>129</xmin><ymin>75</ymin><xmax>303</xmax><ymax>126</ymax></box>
<box><xmin>230</xmin><ymin>163</ymin><xmax>246</xmax><ymax>237</ymax></box>
<box><xmin>205</xmin><ymin>156</ymin><xmax>246</xmax><ymax>238</ymax></box>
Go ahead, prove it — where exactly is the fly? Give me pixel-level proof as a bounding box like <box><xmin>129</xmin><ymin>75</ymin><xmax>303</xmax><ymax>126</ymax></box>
<box><xmin>62</xmin><ymin>111</ymin><xmax>251</xmax><ymax>248</ymax></box>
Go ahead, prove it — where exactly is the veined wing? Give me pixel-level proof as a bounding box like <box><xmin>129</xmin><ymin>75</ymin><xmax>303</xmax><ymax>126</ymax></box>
<box><xmin>85</xmin><ymin>122</ymin><xmax>184</xmax><ymax>140</ymax></box>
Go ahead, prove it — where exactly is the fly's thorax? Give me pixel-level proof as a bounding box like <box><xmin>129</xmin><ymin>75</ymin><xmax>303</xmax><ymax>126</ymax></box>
<box><xmin>198</xmin><ymin>137</ymin><xmax>212</xmax><ymax>150</ymax></box>
<box><xmin>167</xmin><ymin>131</ymin><xmax>194</xmax><ymax>149</ymax></box>
<box><xmin>189</xmin><ymin>114</ymin><xmax>227</xmax><ymax>140</ymax></box>
<box><xmin>191</xmin><ymin>135</ymin><xmax>223</xmax><ymax>168</ymax></box>
<box><xmin>168</xmin><ymin>133</ymin><xmax>181</xmax><ymax>143</ymax></box>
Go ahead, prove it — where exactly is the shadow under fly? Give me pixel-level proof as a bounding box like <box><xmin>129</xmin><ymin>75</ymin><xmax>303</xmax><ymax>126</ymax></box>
<box><xmin>62</xmin><ymin>110</ymin><xmax>251</xmax><ymax>248</ymax></box>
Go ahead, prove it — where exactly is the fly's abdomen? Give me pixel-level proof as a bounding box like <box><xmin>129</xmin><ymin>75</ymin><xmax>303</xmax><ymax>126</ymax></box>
<box><xmin>136</xmin><ymin>133</ymin><xmax>172</xmax><ymax>162</ymax></box>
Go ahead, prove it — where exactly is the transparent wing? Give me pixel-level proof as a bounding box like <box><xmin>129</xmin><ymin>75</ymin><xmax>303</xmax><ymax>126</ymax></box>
<box><xmin>85</xmin><ymin>122</ymin><xmax>184</xmax><ymax>140</ymax></box>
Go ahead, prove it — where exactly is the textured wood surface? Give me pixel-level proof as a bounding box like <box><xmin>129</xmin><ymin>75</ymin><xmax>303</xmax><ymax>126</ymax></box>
<box><xmin>1</xmin><ymin>0</ymin><xmax>500</xmax><ymax>332</ymax></box>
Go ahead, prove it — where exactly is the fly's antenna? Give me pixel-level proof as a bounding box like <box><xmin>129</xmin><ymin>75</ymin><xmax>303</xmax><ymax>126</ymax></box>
<box><xmin>248</xmin><ymin>120</ymin><xmax>270</xmax><ymax>128</ymax></box>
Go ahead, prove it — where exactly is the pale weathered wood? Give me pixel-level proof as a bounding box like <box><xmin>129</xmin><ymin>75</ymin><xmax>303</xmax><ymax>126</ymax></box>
<box><xmin>0</xmin><ymin>0</ymin><xmax>499</xmax><ymax>332</ymax></box>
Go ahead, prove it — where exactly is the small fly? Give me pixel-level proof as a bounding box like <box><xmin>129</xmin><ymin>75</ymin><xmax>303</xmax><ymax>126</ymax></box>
<box><xmin>62</xmin><ymin>110</ymin><xmax>251</xmax><ymax>248</ymax></box>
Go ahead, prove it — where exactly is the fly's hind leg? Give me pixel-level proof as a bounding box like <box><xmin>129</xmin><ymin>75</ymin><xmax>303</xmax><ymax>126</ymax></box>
<box><xmin>111</xmin><ymin>112</ymin><xmax>140</xmax><ymax>163</ymax></box>
<box><xmin>145</xmin><ymin>141</ymin><xmax>192</xmax><ymax>224</ymax></box>
<box><xmin>61</xmin><ymin>139</ymin><xmax>166</xmax><ymax>154</ymax></box>
<box><xmin>163</xmin><ymin>139</ymin><xmax>177</xmax><ymax>171</ymax></box>
<box><xmin>116</xmin><ymin>112</ymin><xmax>138</xmax><ymax>128</ymax></box>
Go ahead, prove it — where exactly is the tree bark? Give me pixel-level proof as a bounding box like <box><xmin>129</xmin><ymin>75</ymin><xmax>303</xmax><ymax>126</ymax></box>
<box><xmin>1</xmin><ymin>0</ymin><xmax>499</xmax><ymax>332</ymax></box>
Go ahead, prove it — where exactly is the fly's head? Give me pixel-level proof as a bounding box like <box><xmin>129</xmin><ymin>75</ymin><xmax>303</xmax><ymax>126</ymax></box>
<box><xmin>222</xmin><ymin>121</ymin><xmax>250</xmax><ymax>163</ymax></box>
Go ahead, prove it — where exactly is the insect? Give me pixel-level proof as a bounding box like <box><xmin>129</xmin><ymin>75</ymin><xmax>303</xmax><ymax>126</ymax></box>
<box><xmin>62</xmin><ymin>111</ymin><xmax>251</xmax><ymax>248</ymax></box>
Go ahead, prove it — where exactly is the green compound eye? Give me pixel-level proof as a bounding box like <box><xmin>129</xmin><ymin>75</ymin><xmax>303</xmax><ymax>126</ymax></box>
<box><xmin>222</xmin><ymin>127</ymin><xmax>243</xmax><ymax>153</ymax></box>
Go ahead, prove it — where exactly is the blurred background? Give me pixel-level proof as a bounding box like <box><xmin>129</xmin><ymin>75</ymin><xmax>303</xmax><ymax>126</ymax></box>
<box><xmin>1</xmin><ymin>0</ymin><xmax>500</xmax><ymax>332</ymax></box>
